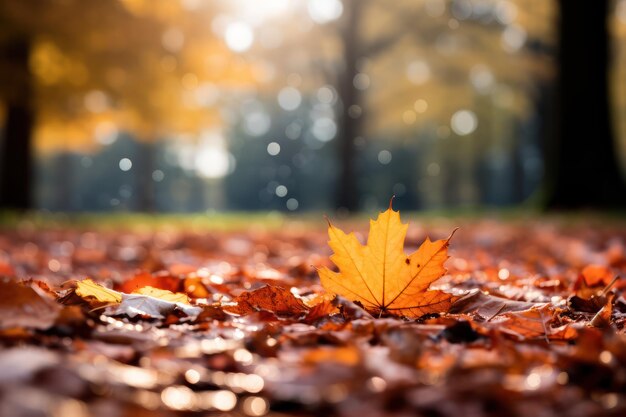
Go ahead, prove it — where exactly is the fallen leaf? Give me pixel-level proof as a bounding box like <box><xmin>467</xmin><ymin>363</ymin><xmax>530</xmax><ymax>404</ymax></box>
<box><xmin>581</xmin><ymin>265</ymin><xmax>614</xmax><ymax>287</ymax></box>
<box><xmin>304</xmin><ymin>299</ymin><xmax>340</xmax><ymax>323</ymax></box>
<box><xmin>194</xmin><ymin>305</ymin><xmax>228</xmax><ymax>323</ymax></box>
<box><xmin>110</xmin><ymin>293</ymin><xmax>201</xmax><ymax>319</ymax></box>
<box><xmin>319</xmin><ymin>204</ymin><xmax>457</xmax><ymax>318</ymax></box>
<box><xmin>223</xmin><ymin>285</ymin><xmax>309</xmax><ymax>317</ymax></box>
<box><xmin>75</xmin><ymin>278</ymin><xmax>122</xmax><ymax>305</ymax></box>
<box><xmin>567</xmin><ymin>293</ymin><xmax>607</xmax><ymax>313</ymax></box>
<box><xmin>73</xmin><ymin>278</ymin><xmax>200</xmax><ymax>319</ymax></box>
<box><xmin>302</xmin><ymin>292</ymin><xmax>336</xmax><ymax>308</ymax></box>
<box><xmin>0</xmin><ymin>279</ymin><xmax>61</xmax><ymax>330</ymax></box>
<box><xmin>572</xmin><ymin>265</ymin><xmax>619</xmax><ymax>302</ymax></box>
<box><xmin>568</xmin><ymin>274</ymin><xmax>619</xmax><ymax>314</ymax></box>
<box><xmin>490</xmin><ymin>304</ymin><xmax>577</xmax><ymax>341</ymax></box>
<box><xmin>133</xmin><ymin>286</ymin><xmax>191</xmax><ymax>304</ymax></box>
<box><xmin>450</xmin><ymin>290</ymin><xmax>542</xmax><ymax>319</ymax></box>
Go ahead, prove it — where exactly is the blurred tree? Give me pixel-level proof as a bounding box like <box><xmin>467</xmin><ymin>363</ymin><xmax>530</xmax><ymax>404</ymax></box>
<box><xmin>0</xmin><ymin>0</ymin><xmax>251</xmax><ymax>211</ymax></box>
<box><xmin>4</xmin><ymin>0</ymin><xmax>593</xmax><ymax>213</ymax></box>
<box><xmin>545</xmin><ymin>0</ymin><xmax>626</xmax><ymax>208</ymax></box>
<box><xmin>329</xmin><ymin>0</ymin><xmax>553</xmax><ymax>210</ymax></box>
<box><xmin>0</xmin><ymin>0</ymin><xmax>164</xmax><ymax>210</ymax></box>
<box><xmin>335</xmin><ymin>0</ymin><xmax>362</xmax><ymax>211</ymax></box>
<box><xmin>0</xmin><ymin>34</ymin><xmax>32</xmax><ymax>210</ymax></box>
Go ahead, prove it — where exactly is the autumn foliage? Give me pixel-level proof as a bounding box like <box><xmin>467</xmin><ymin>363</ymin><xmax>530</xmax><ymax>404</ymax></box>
<box><xmin>0</xmin><ymin>212</ymin><xmax>625</xmax><ymax>416</ymax></box>
<box><xmin>319</xmin><ymin>206</ymin><xmax>457</xmax><ymax>317</ymax></box>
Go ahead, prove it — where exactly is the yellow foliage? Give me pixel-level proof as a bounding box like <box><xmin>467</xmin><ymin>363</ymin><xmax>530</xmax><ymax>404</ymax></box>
<box><xmin>319</xmin><ymin>205</ymin><xmax>456</xmax><ymax>318</ymax></box>
<box><xmin>74</xmin><ymin>279</ymin><xmax>191</xmax><ymax>306</ymax></box>
<box><xmin>75</xmin><ymin>278</ymin><xmax>122</xmax><ymax>304</ymax></box>
<box><xmin>133</xmin><ymin>286</ymin><xmax>191</xmax><ymax>305</ymax></box>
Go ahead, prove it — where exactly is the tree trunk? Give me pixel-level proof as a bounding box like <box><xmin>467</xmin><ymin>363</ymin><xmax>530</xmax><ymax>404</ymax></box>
<box><xmin>335</xmin><ymin>0</ymin><xmax>362</xmax><ymax>212</ymax></box>
<box><xmin>546</xmin><ymin>0</ymin><xmax>626</xmax><ymax>209</ymax></box>
<box><xmin>136</xmin><ymin>140</ymin><xmax>156</xmax><ymax>212</ymax></box>
<box><xmin>0</xmin><ymin>36</ymin><xmax>34</xmax><ymax>211</ymax></box>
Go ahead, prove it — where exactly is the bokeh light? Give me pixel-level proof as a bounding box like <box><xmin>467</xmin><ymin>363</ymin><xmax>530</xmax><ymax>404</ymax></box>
<box><xmin>450</xmin><ymin>110</ymin><xmax>478</xmax><ymax>136</ymax></box>
<box><xmin>307</xmin><ymin>0</ymin><xmax>343</xmax><ymax>24</ymax></box>
<box><xmin>225</xmin><ymin>22</ymin><xmax>254</xmax><ymax>52</ymax></box>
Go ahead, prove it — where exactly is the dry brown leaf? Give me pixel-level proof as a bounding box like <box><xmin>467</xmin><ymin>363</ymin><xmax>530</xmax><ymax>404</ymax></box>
<box><xmin>450</xmin><ymin>290</ymin><xmax>542</xmax><ymax>319</ymax></box>
<box><xmin>490</xmin><ymin>304</ymin><xmax>577</xmax><ymax>341</ymax></box>
<box><xmin>304</xmin><ymin>299</ymin><xmax>340</xmax><ymax>323</ymax></box>
<box><xmin>0</xmin><ymin>279</ymin><xmax>61</xmax><ymax>330</ymax></box>
<box><xmin>223</xmin><ymin>285</ymin><xmax>309</xmax><ymax>317</ymax></box>
<box><xmin>319</xmin><ymin>205</ymin><xmax>457</xmax><ymax>318</ymax></box>
<box><xmin>581</xmin><ymin>265</ymin><xmax>614</xmax><ymax>287</ymax></box>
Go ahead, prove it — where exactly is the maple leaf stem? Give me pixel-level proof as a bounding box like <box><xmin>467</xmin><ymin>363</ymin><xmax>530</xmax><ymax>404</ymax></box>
<box><xmin>323</xmin><ymin>214</ymin><xmax>332</xmax><ymax>228</ymax></box>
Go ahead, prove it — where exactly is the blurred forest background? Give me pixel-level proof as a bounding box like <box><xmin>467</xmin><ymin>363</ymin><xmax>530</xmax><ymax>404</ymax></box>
<box><xmin>0</xmin><ymin>0</ymin><xmax>625</xmax><ymax>213</ymax></box>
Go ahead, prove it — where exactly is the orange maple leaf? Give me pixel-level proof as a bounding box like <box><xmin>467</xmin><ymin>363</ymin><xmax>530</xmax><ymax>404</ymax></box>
<box><xmin>318</xmin><ymin>204</ymin><xmax>457</xmax><ymax>318</ymax></box>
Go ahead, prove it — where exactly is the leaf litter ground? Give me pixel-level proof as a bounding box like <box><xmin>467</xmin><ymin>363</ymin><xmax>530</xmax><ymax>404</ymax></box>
<box><xmin>1</xmin><ymin>214</ymin><xmax>626</xmax><ymax>417</ymax></box>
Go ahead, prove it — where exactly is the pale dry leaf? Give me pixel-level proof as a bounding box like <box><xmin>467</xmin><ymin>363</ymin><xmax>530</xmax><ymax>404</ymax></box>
<box><xmin>74</xmin><ymin>278</ymin><xmax>200</xmax><ymax>319</ymax></box>
<box><xmin>111</xmin><ymin>293</ymin><xmax>201</xmax><ymax>319</ymax></box>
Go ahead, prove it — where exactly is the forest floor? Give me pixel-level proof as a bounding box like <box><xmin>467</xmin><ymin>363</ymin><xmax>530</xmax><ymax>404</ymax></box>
<box><xmin>1</xmin><ymin>212</ymin><xmax>626</xmax><ymax>417</ymax></box>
